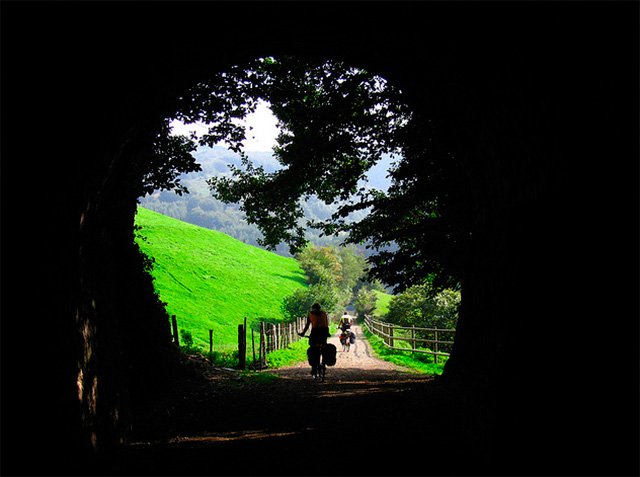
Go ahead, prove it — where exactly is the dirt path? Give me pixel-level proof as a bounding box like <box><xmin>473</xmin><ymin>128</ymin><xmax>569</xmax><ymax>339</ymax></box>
<box><xmin>110</xmin><ymin>325</ymin><xmax>475</xmax><ymax>476</ymax></box>
<box><xmin>270</xmin><ymin>324</ymin><xmax>413</xmax><ymax>380</ymax></box>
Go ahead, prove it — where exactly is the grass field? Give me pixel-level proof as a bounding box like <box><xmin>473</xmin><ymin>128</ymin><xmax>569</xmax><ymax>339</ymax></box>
<box><xmin>134</xmin><ymin>206</ymin><xmax>308</xmax><ymax>351</ymax></box>
<box><xmin>362</xmin><ymin>326</ymin><xmax>447</xmax><ymax>375</ymax></box>
<box><xmin>373</xmin><ymin>289</ymin><xmax>393</xmax><ymax>317</ymax></box>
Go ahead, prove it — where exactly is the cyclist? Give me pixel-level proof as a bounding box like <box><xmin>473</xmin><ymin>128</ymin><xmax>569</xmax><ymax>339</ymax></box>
<box><xmin>298</xmin><ymin>302</ymin><xmax>330</xmax><ymax>377</ymax></box>
<box><xmin>338</xmin><ymin>311</ymin><xmax>352</xmax><ymax>332</ymax></box>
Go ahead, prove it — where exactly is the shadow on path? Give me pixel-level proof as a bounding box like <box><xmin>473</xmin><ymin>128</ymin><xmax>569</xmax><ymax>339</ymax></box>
<box><xmin>109</xmin><ymin>328</ymin><xmax>485</xmax><ymax>476</ymax></box>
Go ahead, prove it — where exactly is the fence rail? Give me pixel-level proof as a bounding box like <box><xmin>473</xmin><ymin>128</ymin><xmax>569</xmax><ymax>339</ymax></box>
<box><xmin>169</xmin><ymin>314</ymin><xmax>309</xmax><ymax>369</ymax></box>
<box><xmin>171</xmin><ymin>313</ymin><xmax>453</xmax><ymax>368</ymax></box>
<box><xmin>238</xmin><ymin>316</ymin><xmax>308</xmax><ymax>369</ymax></box>
<box><xmin>363</xmin><ymin>315</ymin><xmax>455</xmax><ymax>363</ymax></box>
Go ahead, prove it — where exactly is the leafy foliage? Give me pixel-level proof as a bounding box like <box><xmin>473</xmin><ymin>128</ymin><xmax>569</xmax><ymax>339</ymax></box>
<box><xmin>132</xmin><ymin>119</ymin><xmax>202</xmax><ymax>198</ymax></box>
<box><xmin>163</xmin><ymin>55</ymin><xmax>468</xmax><ymax>294</ymax></box>
<box><xmin>362</xmin><ymin>327</ymin><xmax>447</xmax><ymax>375</ymax></box>
<box><xmin>296</xmin><ymin>244</ymin><xmax>367</xmax><ymax>291</ymax></box>
<box><xmin>281</xmin><ymin>244</ymin><xmax>375</xmax><ymax>320</ymax></box>
<box><xmin>280</xmin><ymin>282</ymin><xmax>341</xmax><ymax>320</ymax></box>
<box><xmin>385</xmin><ymin>283</ymin><xmax>460</xmax><ymax>330</ymax></box>
<box><xmin>296</xmin><ymin>245</ymin><xmax>343</xmax><ymax>286</ymax></box>
<box><xmin>354</xmin><ymin>288</ymin><xmax>378</xmax><ymax>318</ymax></box>
<box><xmin>139</xmin><ymin>146</ymin><xmax>377</xmax><ymax>257</ymax></box>
<box><xmin>335</xmin><ymin>245</ymin><xmax>369</xmax><ymax>294</ymax></box>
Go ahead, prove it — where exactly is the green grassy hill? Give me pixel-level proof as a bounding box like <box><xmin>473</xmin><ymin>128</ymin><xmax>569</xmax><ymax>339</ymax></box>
<box><xmin>373</xmin><ymin>289</ymin><xmax>393</xmax><ymax>317</ymax></box>
<box><xmin>134</xmin><ymin>206</ymin><xmax>308</xmax><ymax>351</ymax></box>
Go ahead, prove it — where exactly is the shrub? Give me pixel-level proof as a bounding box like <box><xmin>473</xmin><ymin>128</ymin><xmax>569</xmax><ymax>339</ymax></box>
<box><xmin>385</xmin><ymin>283</ymin><xmax>460</xmax><ymax>329</ymax></box>
<box><xmin>281</xmin><ymin>282</ymin><xmax>342</xmax><ymax>320</ymax></box>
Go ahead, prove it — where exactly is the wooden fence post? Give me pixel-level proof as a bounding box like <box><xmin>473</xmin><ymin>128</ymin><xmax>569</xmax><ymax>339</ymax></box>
<box><xmin>272</xmin><ymin>324</ymin><xmax>277</xmax><ymax>351</ymax></box>
<box><xmin>258</xmin><ymin>322</ymin><xmax>262</xmax><ymax>366</ymax></box>
<box><xmin>238</xmin><ymin>322</ymin><xmax>246</xmax><ymax>370</ymax></box>
<box><xmin>266</xmin><ymin>325</ymin><xmax>271</xmax><ymax>353</ymax></box>
<box><xmin>259</xmin><ymin>321</ymin><xmax>266</xmax><ymax>368</ymax></box>
<box><xmin>434</xmin><ymin>329</ymin><xmax>439</xmax><ymax>364</ymax></box>
<box><xmin>244</xmin><ymin>317</ymin><xmax>248</xmax><ymax>366</ymax></box>
<box><xmin>251</xmin><ymin>328</ymin><xmax>256</xmax><ymax>367</ymax></box>
<box><xmin>389</xmin><ymin>323</ymin><xmax>394</xmax><ymax>348</ymax></box>
<box><xmin>385</xmin><ymin>322</ymin><xmax>389</xmax><ymax>346</ymax></box>
<box><xmin>171</xmin><ymin>315</ymin><xmax>180</xmax><ymax>347</ymax></box>
<box><xmin>411</xmin><ymin>325</ymin><xmax>416</xmax><ymax>351</ymax></box>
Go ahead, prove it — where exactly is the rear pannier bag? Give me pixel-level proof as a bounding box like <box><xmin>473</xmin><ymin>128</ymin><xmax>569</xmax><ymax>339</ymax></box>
<box><xmin>322</xmin><ymin>343</ymin><xmax>337</xmax><ymax>366</ymax></box>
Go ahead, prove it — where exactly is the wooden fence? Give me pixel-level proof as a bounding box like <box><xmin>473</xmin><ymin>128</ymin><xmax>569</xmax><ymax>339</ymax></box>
<box><xmin>363</xmin><ymin>315</ymin><xmax>455</xmax><ymax>363</ymax></box>
<box><xmin>169</xmin><ymin>314</ymin><xmax>307</xmax><ymax>369</ymax></box>
<box><xmin>251</xmin><ymin>316</ymin><xmax>307</xmax><ymax>369</ymax></box>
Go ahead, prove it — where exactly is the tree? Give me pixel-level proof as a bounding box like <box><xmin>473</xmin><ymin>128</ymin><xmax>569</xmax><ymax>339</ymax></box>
<box><xmin>336</xmin><ymin>245</ymin><xmax>368</xmax><ymax>295</ymax></box>
<box><xmin>168</xmin><ymin>55</ymin><xmax>466</xmax><ymax>295</ymax></box>
<box><xmin>385</xmin><ymin>283</ymin><xmax>460</xmax><ymax>329</ymax></box>
<box><xmin>431</xmin><ymin>288</ymin><xmax>461</xmax><ymax>330</ymax></box>
<box><xmin>354</xmin><ymin>288</ymin><xmax>377</xmax><ymax>318</ymax></box>
<box><xmin>281</xmin><ymin>282</ymin><xmax>342</xmax><ymax>321</ymax></box>
<box><xmin>385</xmin><ymin>284</ymin><xmax>431</xmax><ymax>327</ymax></box>
<box><xmin>296</xmin><ymin>245</ymin><xmax>342</xmax><ymax>286</ymax></box>
<box><xmin>282</xmin><ymin>244</ymin><xmax>374</xmax><ymax>320</ymax></box>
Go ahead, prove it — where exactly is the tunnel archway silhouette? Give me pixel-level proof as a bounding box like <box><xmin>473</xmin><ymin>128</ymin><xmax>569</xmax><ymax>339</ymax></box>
<box><xmin>2</xmin><ymin>3</ymin><xmax>636</xmax><ymax>477</ymax></box>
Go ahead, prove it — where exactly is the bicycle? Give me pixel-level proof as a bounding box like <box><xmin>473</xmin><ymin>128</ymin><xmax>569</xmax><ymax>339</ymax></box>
<box><xmin>298</xmin><ymin>333</ymin><xmax>330</xmax><ymax>381</ymax></box>
<box><xmin>339</xmin><ymin>331</ymin><xmax>351</xmax><ymax>352</ymax></box>
<box><xmin>307</xmin><ymin>339</ymin><xmax>327</xmax><ymax>381</ymax></box>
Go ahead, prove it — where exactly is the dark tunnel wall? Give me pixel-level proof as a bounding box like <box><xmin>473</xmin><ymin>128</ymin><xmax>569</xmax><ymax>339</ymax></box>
<box><xmin>2</xmin><ymin>2</ymin><xmax>638</xmax><ymax>475</ymax></box>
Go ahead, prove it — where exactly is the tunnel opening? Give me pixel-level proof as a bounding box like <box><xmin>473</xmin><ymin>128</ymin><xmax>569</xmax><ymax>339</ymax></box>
<box><xmin>127</xmin><ymin>51</ymin><xmax>466</xmax><ymax>426</ymax></box>
<box><xmin>73</xmin><ymin>52</ymin><xmax>484</xmax><ymax>474</ymax></box>
<box><xmin>126</xmin><ymin>51</ymin><xmax>466</xmax><ymax>425</ymax></box>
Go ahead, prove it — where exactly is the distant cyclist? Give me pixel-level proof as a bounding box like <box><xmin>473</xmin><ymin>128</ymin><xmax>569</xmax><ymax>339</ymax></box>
<box><xmin>338</xmin><ymin>311</ymin><xmax>352</xmax><ymax>332</ymax></box>
<box><xmin>339</xmin><ymin>329</ymin><xmax>351</xmax><ymax>352</ymax></box>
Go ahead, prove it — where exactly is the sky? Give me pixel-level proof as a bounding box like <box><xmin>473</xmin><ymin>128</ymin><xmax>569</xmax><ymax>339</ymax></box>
<box><xmin>170</xmin><ymin>100</ymin><xmax>279</xmax><ymax>152</ymax></box>
<box><xmin>170</xmin><ymin>99</ymin><xmax>394</xmax><ymax>190</ymax></box>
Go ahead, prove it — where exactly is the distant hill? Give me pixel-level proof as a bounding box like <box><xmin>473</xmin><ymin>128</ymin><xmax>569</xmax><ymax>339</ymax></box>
<box><xmin>134</xmin><ymin>206</ymin><xmax>308</xmax><ymax>351</ymax></box>
<box><xmin>139</xmin><ymin>145</ymin><xmax>395</xmax><ymax>257</ymax></box>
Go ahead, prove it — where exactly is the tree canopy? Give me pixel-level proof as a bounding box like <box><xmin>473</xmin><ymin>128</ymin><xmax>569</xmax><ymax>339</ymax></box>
<box><xmin>164</xmin><ymin>56</ymin><xmax>469</xmax><ymax>293</ymax></box>
<box><xmin>384</xmin><ymin>283</ymin><xmax>460</xmax><ymax>330</ymax></box>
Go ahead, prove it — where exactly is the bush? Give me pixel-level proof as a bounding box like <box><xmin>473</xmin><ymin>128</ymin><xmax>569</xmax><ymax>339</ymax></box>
<box><xmin>178</xmin><ymin>329</ymin><xmax>206</xmax><ymax>355</ymax></box>
<box><xmin>209</xmin><ymin>350</ymin><xmax>239</xmax><ymax>368</ymax></box>
<box><xmin>180</xmin><ymin>329</ymin><xmax>194</xmax><ymax>347</ymax></box>
<box><xmin>281</xmin><ymin>282</ymin><xmax>342</xmax><ymax>320</ymax></box>
<box><xmin>385</xmin><ymin>283</ymin><xmax>460</xmax><ymax>329</ymax></box>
